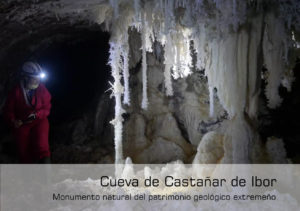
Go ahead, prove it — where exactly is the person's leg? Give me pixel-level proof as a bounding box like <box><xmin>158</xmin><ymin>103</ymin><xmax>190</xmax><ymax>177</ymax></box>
<box><xmin>31</xmin><ymin>118</ymin><xmax>51</xmax><ymax>163</ymax></box>
<box><xmin>14</xmin><ymin>125</ymin><xmax>33</xmax><ymax>163</ymax></box>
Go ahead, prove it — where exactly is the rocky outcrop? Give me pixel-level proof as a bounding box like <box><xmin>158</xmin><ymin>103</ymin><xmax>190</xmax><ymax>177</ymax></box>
<box><xmin>122</xmin><ymin>46</ymin><xmax>227</xmax><ymax>163</ymax></box>
<box><xmin>266</xmin><ymin>137</ymin><xmax>288</xmax><ymax>164</ymax></box>
<box><xmin>193</xmin><ymin>131</ymin><xmax>224</xmax><ymax>164</ymax></box>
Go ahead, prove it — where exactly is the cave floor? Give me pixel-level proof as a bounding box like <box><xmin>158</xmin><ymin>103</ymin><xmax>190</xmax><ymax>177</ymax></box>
<box><xmin>0</xmin><ymin>137</ymin><xmax>114</xmax><ymax>164</ymax></box>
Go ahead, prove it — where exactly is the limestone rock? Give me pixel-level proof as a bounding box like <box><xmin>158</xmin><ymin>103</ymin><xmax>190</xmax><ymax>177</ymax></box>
<box><xmin>136</xmin><ymin>137</ymin><xmax>185</xmax><ymax>163</ymax></box>
<box><xmin>71</xmin><ymin>117</ymin><xmax>89</xmax><ymax>144</ymax></box>
<box><xmin>193</xmin><ymin>131</ymin><xmax>224</xmax><ymax>164</ymax></box>
<box><xmin>148</xmin><ymin>113</ymin><xmax>193</xmax><ymax>156</ymax></box>
<box><xmin>128</xmin><ymin>29</ymin><xmax>142</xmax><ymax>69</ymax></box>
<box><xmin>266</xmin><ymin>137</ymin><xmax>288</xmax><ymax>164</ymax></box>
<box><xmin>124</xmin><ymin>113</ymin><xmax>149</xmax><ymax>156</ymax></box>
<box><xmin>173</xmin><ymin>73</ymin><xmax>227</xmax><ymax>146</ymax></box>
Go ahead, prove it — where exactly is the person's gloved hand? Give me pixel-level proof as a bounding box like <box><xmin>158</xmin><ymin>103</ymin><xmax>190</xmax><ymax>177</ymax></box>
<box><xmin>27</xmin><ymin>113</ymin><xmax>36</xmax><ymax>120</ymax></box>
<box><xmin>13</xmin><ymin>120</ymin><xmax>23</xmax><ymax>128</ymax></box>
<box><xmin>24</xmin><ymin>113</ymin><xmax>36</xmax><ymax>123</ymax></box>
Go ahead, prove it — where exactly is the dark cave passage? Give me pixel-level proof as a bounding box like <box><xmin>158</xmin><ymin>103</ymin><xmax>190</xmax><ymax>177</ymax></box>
<box><xmin>36</xmin><ymin>31</ymin><xmax>111</xmax><ymax>123</ymax></box>
<box><xmin>259</xmin><ymin>59</ymin><xmax>300</xmax><ymax>162</ymax></box>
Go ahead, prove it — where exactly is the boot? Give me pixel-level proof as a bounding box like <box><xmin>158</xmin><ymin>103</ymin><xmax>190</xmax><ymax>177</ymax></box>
<box><xmin>39</xmin><ymin>156</ymin><xmax>51</xmax><ymax>164</ymax></box>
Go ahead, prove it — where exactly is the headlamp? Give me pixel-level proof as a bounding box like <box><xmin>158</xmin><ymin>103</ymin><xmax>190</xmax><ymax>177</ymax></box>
<box><xmin>40</xmin><ymin>72</ymin><xmax>46</xmax><ymax>79</ymax></box>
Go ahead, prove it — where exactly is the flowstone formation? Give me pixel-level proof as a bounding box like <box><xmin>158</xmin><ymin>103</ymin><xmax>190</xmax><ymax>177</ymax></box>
<box><xmin>102</xmin><ymin>0</ymin><xmax>300</xmax><ymax>164</ymax></box>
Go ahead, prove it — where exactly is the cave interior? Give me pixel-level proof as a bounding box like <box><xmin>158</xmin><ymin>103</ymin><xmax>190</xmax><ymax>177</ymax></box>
<box><xmin>0</xmin><ymin>0</ymin><xmax>300</xmax><ymax>164</ymax></box>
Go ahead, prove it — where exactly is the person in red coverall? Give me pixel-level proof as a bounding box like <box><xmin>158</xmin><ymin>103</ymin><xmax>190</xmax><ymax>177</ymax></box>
<box><xmin>3</xmin><ymin>61</ymin><xmax>51</xmax><ymax>163</ymax></box>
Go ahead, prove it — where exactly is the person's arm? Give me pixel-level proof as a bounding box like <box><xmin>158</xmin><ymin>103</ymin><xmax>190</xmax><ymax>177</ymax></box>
<box><xmin>35</xmin><ymin>86</ymin><xmax>51</xmax><ymax>119</ymax></box>
<box><xmin>3</xmin><ymin>89</ymin><xmax>19</xmax><ymax>128</ymax></box>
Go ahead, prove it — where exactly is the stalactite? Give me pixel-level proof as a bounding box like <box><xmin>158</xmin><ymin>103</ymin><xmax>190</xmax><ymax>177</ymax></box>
<box><xmin>122</xmin><ymin>32</ymin><xmax>130</xmax><ymax>105</ymax></box>
<box><xmin>209</xmin><ymin>86</ymin><xmax>214</xmax><ymax>117</ymax></box>
<box><xmin>108</xmin><ymin>41</ymin><xmax>125</xmax><ymax>165</ymax></box>
<box><xmin>164</xmin><ymin>64</ymin><xmax>173</xmax><ymax>96</ymax></box>
<box><xmin>164</xmin><ymin>0</ymin><xmax>175</xmax><ymax>34</ymax></box>
<box><xmin>174</xmin><ymin>44</ymin><xmax>181</xmax><ymax>79</ymax></box>
<box><xmin>263</xmin><ymin>12</ymin><xmax>288</xmax><ymax>109</ymax></box>
<box><xmin>141</xmin><ymin>11</ymin><xmax>148</xmax><ymax>109</ymax></box>
<box><xmin>104</xmin><ymin>0</ymin><xmax>299</xmax><ymax>164</ymax></box>
<box><xmin>134</xmin><ymin>0</ymin><xmax>141</xmax><ymax>22</ymax></box>
<box><xmin>163</xmin><ymin>34</ymin><xmax>175</xmax><ymax>96</ymax></box>
<box><xmin>246</xmin><ymin>14</ymin><xmax>263</xmax><ymax>119</ymax></box>
<box><xmin>109</xmin><ymin>0</ymin><xmax>119</xmax><ymax>19</ymax></box>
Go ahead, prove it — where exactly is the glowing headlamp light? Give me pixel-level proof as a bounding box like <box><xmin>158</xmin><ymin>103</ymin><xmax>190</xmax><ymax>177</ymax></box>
<box><xmin>39</xmin><ymin>72</ymin><xmax>46</xmax><ymax>79</ymax></box>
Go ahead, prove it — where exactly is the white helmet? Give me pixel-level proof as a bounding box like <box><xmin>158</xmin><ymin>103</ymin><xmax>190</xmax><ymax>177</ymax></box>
<box><xmin>22</xmin><ymin>61</ymin><xmax>42</xmax><ymax>78</ymax></box>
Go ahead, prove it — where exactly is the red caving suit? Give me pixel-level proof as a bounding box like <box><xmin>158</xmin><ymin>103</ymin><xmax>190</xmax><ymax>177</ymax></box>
<box><xmin>3</xmin><ymin>83</ymin><xmax>51</xmax><ymax>163</ymax></box>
